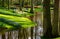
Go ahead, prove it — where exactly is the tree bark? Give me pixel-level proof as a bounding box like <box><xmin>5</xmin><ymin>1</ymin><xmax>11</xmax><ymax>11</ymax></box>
<box><xmin>19</xmin><ymin>0</ymin><xmax>22</xmax><ymax>11</ymax></box>
<box><xmin>2</xmin><ymin>0</ymin><xmax>5</xmax><ymax>7</ymax></box>
<box><xmin>8</xmin><ymin>32</ymin><xmax>12</xmax><ymax>39</ymax></box>
<box><xmin>2</xmin><ymin>33</ymin><xmax>5</xmax><ymax>39</ymax></box>
<box><xmin>7</xmin><ymin>0</ymin><xmax>10</xmax><ymax>9</ymax></box>
<box><xmin>43</xmin><ymin>0</ymin><xmax>52</xmax><ymax>37</ymax></box>
<box><xmin>59</xmin><ymin>0</ymin><xmax>60</xmax><ymax>35</ymax></box>
<box><xmin>18</xmin><ymin>28</ymin><xmax>23</xmax><ymax>39</ymax></box>
<box><xmin>52</xmin><ymin>0</ymin><xmax>59</xmax><ymax>37</ymax></box>
<box><xmin>30</xmin><ymin>0</ymin><xmax>34</xmax><ymax>13</ymax></box>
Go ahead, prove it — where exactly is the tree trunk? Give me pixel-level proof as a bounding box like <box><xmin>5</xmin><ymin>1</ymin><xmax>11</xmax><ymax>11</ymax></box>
<box><xmin>2</xmin><ymin>33</ymin><xmax>5</xmax><ymax>39</ymax></box>
<box><xmin>18</xmin><ymin>28</ymin><xmax>23</xmax><ymax>39</ymax></box>
<box><xmin>8</xmin><ymin>32</ymin><xmax>12</xmax><ymax>39</ymax></box>
<box><xmin>19</xmin><ymin>0</ymin><xmax>22</xmax><ymax>11</ymax></box>
<box><xmin>59</xmin><ymin>0</ymin><xmax>60</xmax><ymax>35</ymax></box>
<box><xmin>43</xmin><ymin>0</ymin><xmax>52</xmax><ymax>37</ymax></box>
<box><xmin>30</xmin><ymin>27</ymin><xmax>33</xmax><ymax>39</ymax></box>
<box><xmin>29</xmin><ymin>0</ymin><xmax>34</xmax><ymax>36</ymax></box>
<box><xmin>22</xmin><ymin>0</ymin><xmax>24</xmax><ymax>7</ymax></box>
<box><xmin>30</xmin><ymin>0</ymin><xmax>34</xmax><ymax>13</ymax></box>
<box><xmin>2</xmin><ymin>0</ymin><xmax>4</xmax><ymax>7</ymax></box>
<box><xmin>7</xmin><ymin>0</ymin><xmax>10</xmax><ymax>9</ymax></box>
<box><xmin>52</xmin><ymin>0</ymin><xmax>59</xmax><ymax>37</ymax></box>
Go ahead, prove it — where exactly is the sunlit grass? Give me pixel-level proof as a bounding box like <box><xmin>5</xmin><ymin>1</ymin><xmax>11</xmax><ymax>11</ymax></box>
<box><xmin>54</xmin><ymin>37</ymin><xmax>60</xmax><ymax>39</ymax></box>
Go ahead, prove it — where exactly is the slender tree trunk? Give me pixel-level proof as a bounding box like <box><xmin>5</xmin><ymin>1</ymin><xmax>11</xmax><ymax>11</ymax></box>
<box><xmin>26</xmin><ymin>29</ymin><xmax>28</xmax><ymax>39</ymax></box>
<box><xmin>30</xmin><ymin>0</ymin><xmax>34</xmax><ymax>13</ymax></box>
<box><xmin>59</xmin><ymin>0</ymin><xmax>60</xmax><ymax>35</ymax></box>
<box><xmin>43</xmin><ymin>0</ymin><xmax>52</xmax><ymax>37</ymax></box>
<box><xmin>8</xmin><ymin>32</ymin><xmax>12</xmax><ymax>39</ymax></box>
<box><xmin>30</xmin><ymin>14</ymin><xmax>34</xmax><ymax>39</ymax></box>
<box><xmin>7</xmin><ymin>0</ymin><xmax>10</xmax><ymax>9</ymax></box>
<box><xmin>2</xmin><ymin>0</ymin><xmax>4</xmax><ymax>7</ymax></box>
<box><xmin>18</xmin><ymin>28</ymin><xmax>22</xmax><ymax>39</ymax></box>
<box><xmin>52</xmin><ymin>0</ymin><xmax>59</xmax><ymax>37</ymax></box>
<box><xmin>2</xmin><ymin>33</ymin><xmax>5</xmax><ymax>39</ymax></box>
<box><xmin>29</xmin><ymin>0</ymin><xmax>34</xmax><ymax>37</ymax></box>
<box><xmin>22</xmin><ymin>0</ymin><xmax>24</xmax><ymax>7</ymax></box>
<box><xmin>31</xmin><ymin>27</ymin><xmax>33</xmax><ymax>39</ymax></box>
<box><xmin>23</xmin><ymin>28</ymin><xmax>28</xmax><ymax>39</ymax></box>
<box><xmin>10</xmin><ymin>0</ymin><xmax>12</xmax><ymax>5</ymax></box>
<box><xmin>19</xmin><ymin>0</ymin><xmax>22</xmax><ymax>11</ymax></box>
<box><xmin>18</xmin><ymin>30</ymin><xmax>21</xmax><ymax>39</ymax></box>
<box><xmin>35</xmin><ymin>12</ymin><xmax>38</xmax><ymax>39</ymax></box>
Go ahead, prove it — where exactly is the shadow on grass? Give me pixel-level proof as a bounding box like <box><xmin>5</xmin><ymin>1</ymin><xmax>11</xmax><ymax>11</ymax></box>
<box><xmin>41</xmin><ymin>37</ymin><xmax>54</xmax><ymax>39</ymax></box>
<box><xmin>40</xmin><ymin>35</ymin><xmax>60</xmax><ymax>39</ymax></box>
<box><xmin>41</xmin><ymin>36</ymin><xmax>54</xmax><ymax>39</ymax></box>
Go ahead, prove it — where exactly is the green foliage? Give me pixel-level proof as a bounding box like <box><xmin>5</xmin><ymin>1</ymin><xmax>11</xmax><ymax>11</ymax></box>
<box><xmin>0</xmin><ymin>8</ymin><xmax>33</xmax><ymax>17</ymax></box>
<box><xmin>35</xmin><ymin>8</ymin><xmax>43</xmax><ymax>12</ymax></box>
<box><xmin>0</xmin><ymin>7</ymin><xmax>36</xmax><ymax>31</ymax></box>
<box><xmin>0</xmin><ymin>14</ymin><xmax>36</xmax><ymax>28</ymax></box>
<box><xmin>23</xmin><ymin>8</ymin><xmax>43</xmax><ymax>12</ymax></box>
<box><xmin>0</xmin><ymin>18</ymin><xmax>21</xmax><ymax>28</ymax></box>
<box><xmin>0</xmin><ymin>22</ymin><xmax>20</xmax><ymax>32</ymax></box>
<box><xmin>0</xmin><ymin>22</ymin><xmax>14</xmax><ymax>29</ymax></box>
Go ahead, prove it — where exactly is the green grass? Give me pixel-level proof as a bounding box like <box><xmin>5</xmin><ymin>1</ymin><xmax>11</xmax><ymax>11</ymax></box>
<box><xmin>54</xmin><ymin>37</ymin><xmax>60</xmax><ymax>39</ymax></box>
<box><xmin>41</xmin><ymin>37</ymin><xmax>60</xmax><ymax>39</ymax></box>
